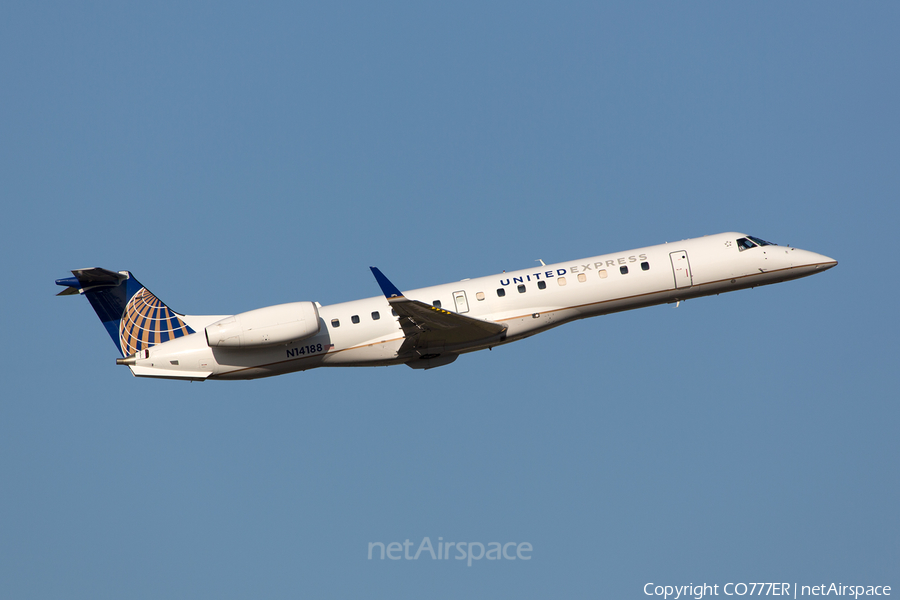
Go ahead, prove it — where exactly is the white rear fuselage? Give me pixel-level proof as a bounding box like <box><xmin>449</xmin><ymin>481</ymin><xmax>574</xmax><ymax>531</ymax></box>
<box><xmin>125</xmin><ymin>232</ymin><xmax>836</xmax><ymax>380</ymax></box>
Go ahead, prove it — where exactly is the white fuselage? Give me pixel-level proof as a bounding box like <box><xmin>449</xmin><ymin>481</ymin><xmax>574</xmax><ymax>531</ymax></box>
<box><xmin>127</xmin><ymin>232</ymin><xmax>836</xmax><ymax>380</ymax></box>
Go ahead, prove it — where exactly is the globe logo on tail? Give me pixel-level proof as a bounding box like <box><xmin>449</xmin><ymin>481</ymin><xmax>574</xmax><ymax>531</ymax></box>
<box><xmin>119</xmin><ymin>288</ymin><xmax>193</xmax><ymax>355</ymax></box>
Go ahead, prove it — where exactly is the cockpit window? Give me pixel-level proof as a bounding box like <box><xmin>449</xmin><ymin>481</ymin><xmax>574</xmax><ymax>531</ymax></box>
<box><xmin>736</xmin><ymin>237</ymin><xmax>757</xmax><ymax>251</ymax></box>
<box><xmin>748</xmin><ymin>236</ymin><xmax>774</xmax><ymax>246</ymax></box>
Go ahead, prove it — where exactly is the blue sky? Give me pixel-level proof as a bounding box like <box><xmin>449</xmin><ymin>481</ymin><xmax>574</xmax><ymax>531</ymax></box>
<box><xmin>2</xmin><ymin>2</ymin><xmax>898</xmax><ymax>598</ymax></box>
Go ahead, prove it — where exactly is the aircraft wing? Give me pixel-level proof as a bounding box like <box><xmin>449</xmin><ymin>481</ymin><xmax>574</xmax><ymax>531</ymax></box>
<box><xmin>370</xmin><ymin>267</ymin><xmax>507</xmax><ymax>354</ymax></box>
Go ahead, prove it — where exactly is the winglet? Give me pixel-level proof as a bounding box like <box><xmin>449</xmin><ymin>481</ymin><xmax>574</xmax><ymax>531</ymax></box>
<box><xmin>370</xmin><ymin>267</ymin><xmax>404</xmax><ymax>299</ymax></box>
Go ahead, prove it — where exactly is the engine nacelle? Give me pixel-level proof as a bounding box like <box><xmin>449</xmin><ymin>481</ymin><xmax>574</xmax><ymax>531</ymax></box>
<box><xmin>205</xmin><ymin>302</ymin><xmax>320</xmax><ymax>348</ymax></box>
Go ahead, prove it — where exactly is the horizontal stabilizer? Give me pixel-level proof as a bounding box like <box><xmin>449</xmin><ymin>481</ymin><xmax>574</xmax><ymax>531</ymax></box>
<box><xmin>56</xmin><ymin>268</ymin><xmax>127</xmax><ymax>290</ymax></box>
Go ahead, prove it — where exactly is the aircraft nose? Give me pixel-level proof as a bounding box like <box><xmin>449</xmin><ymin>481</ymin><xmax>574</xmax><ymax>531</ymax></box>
<box><xmin>811</xmin><ymin>251</ymin><xmax>837</xmax><ymax>270</ymax></box>
<box><xmin>796</xmin><ymin>249</ymin><xmax>837</xmax><ymax>271</ymax></box>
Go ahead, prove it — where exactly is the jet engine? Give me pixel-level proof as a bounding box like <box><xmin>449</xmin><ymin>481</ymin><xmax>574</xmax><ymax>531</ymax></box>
<box><xmin>205</xmin><ymin>302</ymin><xmax>320</xmax><ymax>348</ymax></box>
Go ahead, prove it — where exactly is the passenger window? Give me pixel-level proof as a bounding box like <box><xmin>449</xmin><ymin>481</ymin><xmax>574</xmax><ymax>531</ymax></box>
<box><xmin>497</xmin><ymin>288</ymin><xmax>506</xmax><ymax>297</ymax></box>
<box><xmin>558</xmin><ymin>277</ymin><xmax>567</xmax><ymax>286</ymax></box>
<box><xmin>641</xmin><ymin>262</ymin><xmax>650</xmax><ymax>271</ymax></box>
<box><xmin>433</xmin><ymin>300</ymin><xmax>441</xmax><ymax>308</ymax></box>
<box><xmin>331</xmin><ymin>319</ymin><xmax>340</xmax><ymax>328</ymax></box>
<box><xmin>351</xmin><ymin>315</ymin><xmax>360</xmax><ymax>324</ymax></box>
<box><xmin>537</xmin><ymin>281</ymin><xmax>546</xmax><ymax>290</ymax></box>
<box><xmin>476</xmin><ymin>292</ymin><xmax>485</xmax><ymax>301</ymax></box>
<box><xmin>517</xmin><ymin>284</ymin><xmax>526</xmax><ymax>293</ymax></box>
<box><xmin>620</xmin><ymin>266</ymin><xmax>628</xmax><ymax>275</ymax></box>
<box><xmin>371</xmin><ymin>311</ymin><xmax>380</xmax><ymax>320</ymax></box>
<box><xmin>598</xmin><ymin>269</ymin><xmax>607</xmax><ymax>279</ymax></box>
<box><xmin>391</xmin><ymin>309</ymin><xmax>397</xmax><ymax>317</ymax></box>
<box><xmin>577</xmin><ymin>273</ymin><xmax>587</xmax><ymax>283</ymax></box>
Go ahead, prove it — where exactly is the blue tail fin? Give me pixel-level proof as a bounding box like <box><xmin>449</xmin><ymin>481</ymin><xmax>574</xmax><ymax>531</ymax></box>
<box><xmin>56</xmin><ymin>268</ymin><xmax>194</xmax><ymax>356</ymax></box>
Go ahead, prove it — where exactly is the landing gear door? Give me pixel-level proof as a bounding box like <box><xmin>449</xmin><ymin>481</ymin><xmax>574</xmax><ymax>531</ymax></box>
<box><xmin>669</xmin><ymin>251</ymin><xmax>693</xmax><ymax>289</ymax></box>
<box><xmin>452</xmin><ymin>291</ymin><xmax>470</xmax><ymax>314</ymax></box>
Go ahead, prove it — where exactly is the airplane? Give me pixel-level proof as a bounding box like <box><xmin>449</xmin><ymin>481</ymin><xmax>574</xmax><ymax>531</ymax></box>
<box><xmin>56</xmin><ymin>232</ymin><xmax>836</xmax><ymax>381</ymax></box>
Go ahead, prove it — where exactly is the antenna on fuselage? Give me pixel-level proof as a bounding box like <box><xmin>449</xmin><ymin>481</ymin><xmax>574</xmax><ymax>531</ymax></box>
<box><xmin>536</xmin><ymin>259</ymin><xmax>546</xmax><ymax>267</ymax></box>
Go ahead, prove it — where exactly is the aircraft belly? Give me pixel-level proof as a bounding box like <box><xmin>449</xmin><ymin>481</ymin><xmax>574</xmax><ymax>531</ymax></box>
<box><xmin>499</xmin><ymin>311</ymin><xmax>556</xmax><ymax>339</ymax></box>
<box><xmin>127</xmin><ymin>334</ymin><xmax>217</xmax><ymax>379</ymax></box>
<box><xmin>321</xmin><ymin>338</ymin><xmax>404</xmax><ymax>366</ymax></box>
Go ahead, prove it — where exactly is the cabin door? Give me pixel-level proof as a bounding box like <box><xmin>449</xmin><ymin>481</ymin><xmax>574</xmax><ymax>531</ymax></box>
<box><xmin>669</xmin><ymin>251</ymin><xmax>693</xmax><ymax>288</ymax></box>
<box><xmin>452</xmin><ymin>291</ymin><xmax>470</xmax><ymax>314</ymax></box>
